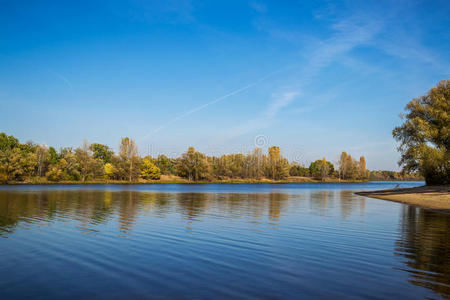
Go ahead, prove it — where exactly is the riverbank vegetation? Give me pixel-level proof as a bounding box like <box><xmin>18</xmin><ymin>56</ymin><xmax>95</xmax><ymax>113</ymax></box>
<box><xmin>0</xmin><ymin>132</ymin><xmax>421</xmax><ymax>184</ymax></box>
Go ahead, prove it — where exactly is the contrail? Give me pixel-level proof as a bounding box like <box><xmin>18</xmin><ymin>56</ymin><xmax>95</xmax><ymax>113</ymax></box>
<box><xmin>50</xmin><ymin>71</ymin><xmax>73</xmax><ymax>91</ymax></box>
<box><xmin>139</xmin><ymin>67</ymin><xmax>288</xmax><ymax>142</ymax></box>
<box><xmin>0</xmin><ymin>54</ymin><xmax>73</xmax><ymax>91</ymax></box>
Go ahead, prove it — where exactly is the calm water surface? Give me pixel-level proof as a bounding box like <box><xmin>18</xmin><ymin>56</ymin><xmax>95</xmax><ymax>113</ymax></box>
<box><xmin>1</xmin><ymin>181</ymin><xmax>449</xmax><ymax>299</ymax></box>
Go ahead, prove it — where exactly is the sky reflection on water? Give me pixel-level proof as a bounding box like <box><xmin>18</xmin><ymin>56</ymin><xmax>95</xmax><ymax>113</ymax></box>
<box><xmin>1</xmin><ymin>182</ymin><xmax>449</xmax><ymax>299</ymax></box>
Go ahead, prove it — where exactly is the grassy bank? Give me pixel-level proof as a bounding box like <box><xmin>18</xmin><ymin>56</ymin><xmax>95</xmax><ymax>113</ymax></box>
<box><xmin>356</xmin><ymin>185</ymin><xmax>450</xmax><ymax>210</ymax></box>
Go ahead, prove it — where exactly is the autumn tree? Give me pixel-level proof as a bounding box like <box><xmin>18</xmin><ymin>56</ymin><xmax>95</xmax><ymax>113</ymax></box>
<box><xmin>4</xmin><ymin>147</ymin><xmax>37</xmax><ymax>181</ymax></box>
<box><xmin>393</xmin><ymin>80</ymin><xmax>449</xmax><ymax>185</ymax></box>
<box><xmin>345</xmin><ymin>155</ymin><xmax>358</xmax><ymax>179</ymax></box>
<box><xmin>104</xmin><ymin>162</ymin><xmax>118</xmax><ymax>180</ymax></box>
<box><xmin>247</xmin><ymin>148</ymin><xmax>264</xmax><ymax>179</ymax></box>
<box><xmin>35</xmin><ymin>145</ymin><xmax>49</xmax><ymax>177</ymax></box>
<box><xmin>338</xmin><ymin>152</ymin><xmax>348</xmax><ymax>180</ymax></box>
<box><xmin>359</xmin><ymin>156</ymin><xmax>367</xmax><ymax>179</ymax></box>
<box><xmin>0</xmin><ymin>133</ymin><xmax>37</xmax><ymax>181</ymax></box>
<box><xmin>320</xmin><ymin>158</ymin><xmax>329</xmax><ymax>180</ymax></box>
<box><xmin>0</xmin><ymin>132</ymin><xmax>378</xmax><ymax>183</ymax></box>
<box><xmin>119</xmin><ymin>137</ymin><xmax>139</xmax><ymax>181</ymax></box>
<box><xmin>266</xmin><ymin>146</ymin><xmax>290</xmax><ymax>180</ymax></box>
<box><xmin>210</xmin><ymin>155</ymin><xmax>232</xmax><ymax>179</ymax></box>
<box><xmin>228</xmin><ymin>153</ymin><xmax>246</xmax><ymax>178</ymax></box>
<box><xmin>176</xmin><ymin>147</ymin><xmax>209</xmax><ymax>181</ymax></box>
<box><xmin>140</xmin><ymin>158</ymin><xmax>161</xmax><ymax>180</ymax></box>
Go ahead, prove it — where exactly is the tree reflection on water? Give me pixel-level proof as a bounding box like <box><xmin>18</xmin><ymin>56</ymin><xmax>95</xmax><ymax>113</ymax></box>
<box><xmin>396</xmin><ymin>206</ymin><xmax>450</xmax><ymax>298</ymax></box>
<box><xmin>1</xmin><ymin>189</ymin><xmax>450</xmax><ymax>298</ymax></box>
<box><xmin>0</xmin><ymin>189</ymin><xmax>367</xmax><ymax>236</ymax></box>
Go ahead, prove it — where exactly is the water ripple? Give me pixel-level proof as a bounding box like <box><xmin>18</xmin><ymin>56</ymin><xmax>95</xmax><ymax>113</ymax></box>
<box><xmin>2</xmin><ymin>182</ymin><xmax>449</xmax><ymax>299</ymax></box>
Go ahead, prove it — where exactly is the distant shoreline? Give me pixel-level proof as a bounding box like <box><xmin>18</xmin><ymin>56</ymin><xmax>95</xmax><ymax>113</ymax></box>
<box><xmin>356</xmin><ymin>185</ymin><xmax>450</xmax><ymax>211</ymax></box>
<box><xmin>1</xmin><ymin>178</ymin><xmax>422</xmax><ymax>185</ymax></box>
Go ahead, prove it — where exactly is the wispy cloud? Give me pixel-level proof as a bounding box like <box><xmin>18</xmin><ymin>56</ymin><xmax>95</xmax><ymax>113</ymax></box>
<box><xmin>265</xmin><ymin>91</ymin><xmax>299</xmax><ymax>118</ymax></box>
<box><xmin>217</xmin><ymin>12</ymin><xmax>384</xmax><ymax>143</ymax></box>
<box><xmin>49</xmin><ymin>71</ymin><xmax>73</xmax><ymax>91</ymax></box>
<box><xmin>0</xmin><ymin>53</ymin><xmax>74</xmax><ymax>92</ymax></box>
<box><xmin>142</xmin><ymin>2</ymin><xmax>389</xmax><ymax>147</ymax></box>
<box><xmin>300</xmin><ymin>15</ymin><xmax>383</xmax><ymax>81</ymax></box>
<box><xmin>374</xmin><ymin>30</ymin><xmax>450</xmax><ymax>74</ymax></box>
<box><xmin>211</xmin><ymin>90</ymin><xmax>300</xmax><ymax>144</ymax></box>
<box><xmin>249</xmin><ymin>1</ymin><xmax>267</xmax><ymax>14</ymax></box>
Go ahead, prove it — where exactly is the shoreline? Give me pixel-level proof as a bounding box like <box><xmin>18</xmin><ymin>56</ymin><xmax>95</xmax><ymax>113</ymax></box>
<box><xmin>356</xmin><ymin>185</ymin><xmax>450</xmax><ymax>210</ymax></box>
<box><xmin>0</xmin><ymin>177</ymin><xmax>422</xmax><ymax>185</ymax></box>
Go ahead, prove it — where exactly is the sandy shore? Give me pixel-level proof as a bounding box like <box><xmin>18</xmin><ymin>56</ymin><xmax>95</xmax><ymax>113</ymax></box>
<box><xmin>356</xmin><ymin>185</ymin><xmax>450</xmax><ymax>210</ymax></box>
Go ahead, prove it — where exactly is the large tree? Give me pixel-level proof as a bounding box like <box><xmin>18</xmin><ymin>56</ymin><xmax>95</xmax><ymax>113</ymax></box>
<box><xmin>393</xmin><ymin>80</ymin><xmax>449</xmax><ymax>185</ymax></box>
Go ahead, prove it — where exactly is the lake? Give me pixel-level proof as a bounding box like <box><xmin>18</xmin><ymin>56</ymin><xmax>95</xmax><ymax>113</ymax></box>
<box><xmin>1</xmin><ymin>181</ymin><xmax>449</xmax><ymax>299</ymax></box>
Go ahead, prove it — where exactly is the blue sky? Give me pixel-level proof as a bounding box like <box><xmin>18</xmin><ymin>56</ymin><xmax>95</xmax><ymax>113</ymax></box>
<box><xmin>1</xmin><ymin>0</ymin><xmax>449</xmax><ymax>170</ymax></box>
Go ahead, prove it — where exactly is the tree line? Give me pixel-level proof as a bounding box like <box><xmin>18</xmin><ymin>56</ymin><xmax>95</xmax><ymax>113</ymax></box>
<box><xmin>0</xmin><ymin>132</ymin><xmax>420</xmax><ymax>183</ymax></box>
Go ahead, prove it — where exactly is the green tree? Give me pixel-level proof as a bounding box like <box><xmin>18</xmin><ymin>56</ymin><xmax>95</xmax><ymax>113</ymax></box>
<box><xmin>140</xmin><ymin>158</ymin><xmax>161</xmax><ymax>180</ymax></box>
<box><xmin>0</xmin><ymin>133</ymin><xmax>19</xmax><ymax>151</ymax></box>
<box><xmin>393</xmin><ymin>80</ymin><xmax>449</xmax><ymax>185</ymax></box>
<box><xmin>75</xmin><ymin>140</ymin><xmax>103</xmax><ymax>181</ymax></box>
<box><xmin>46</xmin><ymin>148</ymin><xmax>80</xmax><ymax>181</ymax></box>
<box><xmin>90</xmin><ymin>143</ymin><xmax>113</xmax><ymax>163</ymax></box>
<box><xmin>309</xmin><ymin>158</ymin><xmax>334</xmax><ymax>181</ymax></box>
<box><xmin>0</xmin><ymin>133</ymin><xmax>19</xmax><ymax>181</ymax></box>
<box><xmin>156</xmin><ymin>154</ymin><xmax>173</xmax><ymax>175</ymax></box>
<box><xmin>48</xmin><ymin>147</ymin><xmax>60</xmax><ymax>164</ymax></box>
<box><xmin>289</xmin><ymin>163</ymin><xmax>310</xmax><ymax>177</ymax></box>
<box><xmin>0</xmin><ymin>133</ymin><xmax>37</xmax><ymax>182</ymax></box>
